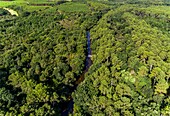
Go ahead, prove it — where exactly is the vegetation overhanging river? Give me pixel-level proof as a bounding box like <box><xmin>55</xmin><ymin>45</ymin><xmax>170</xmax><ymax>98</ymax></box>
<box><xmin>61</xmin><ymin>31</ymin><xmax>92</xmax><ymax>115</ymax></box>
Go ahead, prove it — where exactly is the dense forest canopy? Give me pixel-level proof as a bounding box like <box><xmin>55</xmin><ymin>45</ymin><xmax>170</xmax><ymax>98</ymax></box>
<box><xmin>0</xmin><ymin>0</ymin><xmax>170</xmax><ymax>115</ymax></box>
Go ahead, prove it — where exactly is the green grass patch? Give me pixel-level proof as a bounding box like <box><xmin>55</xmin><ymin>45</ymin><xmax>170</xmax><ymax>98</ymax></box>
<box><xmin>58</xmin><ymin>2</ymin><xmax>90</xmax><ymax>12</ymax></box>
<box><xmin>0</xmin><ymin>1</ymin><xmax>26</xmax><ymax>7</ymax></box>
<box><xmin>0</xmin><ymin>0</ymin><xmax>56</xmax><ymax>13</ymax></box>
<box><xmin>0</xmin><ymin>0</ymin><xmax>57</xmax><ymax>7</ymax></box>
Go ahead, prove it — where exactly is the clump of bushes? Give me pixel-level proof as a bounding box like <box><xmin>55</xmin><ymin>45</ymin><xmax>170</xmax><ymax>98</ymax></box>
<box><xmin>0</xmin><ymin>8</ymin><xmax>10</xmax><ymax>16</ymax></box>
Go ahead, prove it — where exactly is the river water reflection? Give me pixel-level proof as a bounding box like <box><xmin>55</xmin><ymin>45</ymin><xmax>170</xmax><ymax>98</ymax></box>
<box><xmin>62</xmin><ymin>31</ymin><xmax>92</xmax><ymax>116</ymax></box>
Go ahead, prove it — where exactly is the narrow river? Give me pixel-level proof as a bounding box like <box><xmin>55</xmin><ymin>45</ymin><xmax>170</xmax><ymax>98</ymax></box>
<box><xmin>61</xmin><ymin>31</ymin><xmax>92</xmax><ymax>116</ymax></box>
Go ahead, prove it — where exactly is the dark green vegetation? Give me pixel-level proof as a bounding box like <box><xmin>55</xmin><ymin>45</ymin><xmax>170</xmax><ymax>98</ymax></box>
<box><xmin>0</xmin><ymin>0</ymin><xmax>170</xmax><ymax>116</ymax></box>
<box><xmin>0</xmin><ymin>8</ymin><xmax>10</xmax><ymax>15</ymax></box>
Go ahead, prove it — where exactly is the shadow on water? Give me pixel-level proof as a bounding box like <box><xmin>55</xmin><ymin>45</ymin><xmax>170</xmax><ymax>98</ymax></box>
<box><xmin>61</xmin><ymin>31</ymin><xmax>92</xmax><ymax>116</ymax></box>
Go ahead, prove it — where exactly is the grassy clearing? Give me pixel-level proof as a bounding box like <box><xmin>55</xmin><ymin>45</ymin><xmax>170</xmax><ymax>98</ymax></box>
<box><xmin>0</xmin><ymin>0</ymin><xmax>57</xmax><ymax>7</ymax></box>
<box><xmin>0</xmin><ymin>0</ymin><xmax>90</xmax><ymax>14</ymax></box>
<box><xmin>27</xmin><ymin>0</ymin><xmax>58</xmax><ymax>3</ymax></box>
<box><xmin>58</xmin><ymin>2</ymin><xmax>90</xmax><ymax>12</ymax></box>
<box><xmin>0</xmin><ymin>0</ymin><xmax>56</xmax><ymax>13</ymax></box>
<box><xmin>0</xmin><ymin>1</ymin><xmax>26</xmax><ymax>7</ymax></box>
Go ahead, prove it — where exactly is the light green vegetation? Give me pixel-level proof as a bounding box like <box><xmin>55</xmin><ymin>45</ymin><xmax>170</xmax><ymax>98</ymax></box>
<box><xmin>0</xmin><ymin>0</ymin><xmax>57</xmax><ymax>7</ymax></box>
<box><xmin>0</xmin><ymin>0</ymin><xmax>56</xmax><ymax>13</ymax></box>
<box><xmin>0</xmin><ymin>1</ymin><xmax>26</xmax><ymax>7</ymax></box>
<box><xmin>58</xmin><ymin>2</ymin><xmax>90</xmax><ymax>12</ymax></box>
<box><xmin>27</xmin><ymin>0</ymin><xmax>58</xmax><ymax>4</ymax></box>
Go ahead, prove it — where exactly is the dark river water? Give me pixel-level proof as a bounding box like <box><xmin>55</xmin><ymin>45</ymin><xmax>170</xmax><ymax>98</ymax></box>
<box><xmin>61</xmin><ymin>32</ymin><xmax>92</xmax><ymax>116</ymax></box>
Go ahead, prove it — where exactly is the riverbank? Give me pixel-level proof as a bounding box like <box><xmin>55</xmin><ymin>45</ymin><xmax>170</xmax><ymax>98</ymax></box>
<box><xmin>61</xmin><ymin>31</ymin><xmax>92</xmax><ymax>115</ymax></box>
